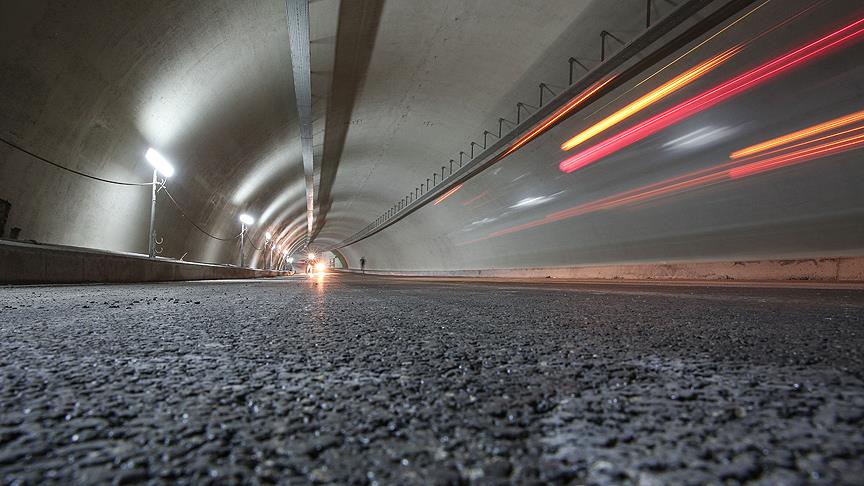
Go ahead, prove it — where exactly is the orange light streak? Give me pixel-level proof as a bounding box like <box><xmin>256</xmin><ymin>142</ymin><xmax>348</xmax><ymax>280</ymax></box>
<box><xmin>731</xmin><ymin>109</ymin><xmax>864</xmax><ymax>158</ymax></box>
<box><xmin>729</xmin><ymin>130</ymin><xmax>864</xmax><ymax>177</ymax></box>
<box><xmin>732</xmin><ymin>123</ymin><xmax>864</xmax><ymax>163</ymax></box>
<box><xmin>434</xmin><ymin>184</ymin><xmax>463</xmax><ymax>205</ymax></box>
<box><xmin>498</xmin><ymin>77</ymin><xmax>616</xmax><ymax>159</ymax></box>
<box><xmin>561</xmin><ymin>48</ymin><xmax>741</xmax><ymax>151</ymax></box>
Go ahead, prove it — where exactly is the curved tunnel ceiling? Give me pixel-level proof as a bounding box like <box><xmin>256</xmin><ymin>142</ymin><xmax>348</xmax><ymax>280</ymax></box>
<box><xmin>2</xmin><ymin>0</ymin><xmax>861</xmax><ymax>270</ymax></box>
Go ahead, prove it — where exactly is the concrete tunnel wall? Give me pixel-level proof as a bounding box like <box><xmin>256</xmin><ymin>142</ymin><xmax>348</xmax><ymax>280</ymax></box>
<box><xmin>1</xmin><ymin>0</ymin><xmax>863</xmax><ymax>278</ymax></box>
<box><xmin>338</xmin><ymin>0</ymin><xmax>864</xmax><ymax>273</ymax></box>
<box><xmin>1</xmin><ymin>0</ymin><xmax>685</xmax><ymax>271</ymax></box>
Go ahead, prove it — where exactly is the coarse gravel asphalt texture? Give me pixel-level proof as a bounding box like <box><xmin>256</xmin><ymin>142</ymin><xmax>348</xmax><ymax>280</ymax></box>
<box><xmin>1</xmin><ymin>273</ymin><xmax>863</xmax><ymax>485</ymax></box>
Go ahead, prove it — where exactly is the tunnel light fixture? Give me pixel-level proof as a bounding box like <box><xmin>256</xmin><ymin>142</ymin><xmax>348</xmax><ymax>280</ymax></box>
<box><xmin>265</xmin><ymin>231</ymin><xmax>272</xmax><ymax>240</ymax></box>
<box><xmin>144</xmin><ymin>148</ymin><xmax>175</xmax><ymax>178</ymax></box>
<box><xmin>307</xmin><ymin>252</ymin><xmax>316</xmax><ymax>260</ymax></box>
<box><xmin>287</xmin><ymin>257</ymin><xmax>294</xmax><ymax>263</ymax></box>
<box><xmin>239</xmin><ymin>214</ymin><xmax>255</xmax><ymax>225</ymax></box>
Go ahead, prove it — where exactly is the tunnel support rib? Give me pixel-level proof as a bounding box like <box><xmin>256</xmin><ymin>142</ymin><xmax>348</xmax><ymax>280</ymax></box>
<box><xmin>285</xmin><ymin>0</ymin><xmax>316</xmax><ymax>240</ymax></box>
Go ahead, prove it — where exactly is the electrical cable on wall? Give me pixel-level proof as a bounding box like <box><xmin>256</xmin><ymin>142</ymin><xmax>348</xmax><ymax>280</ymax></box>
<box><xmin>0</xmin><ymin>136</ymin><xmax>154</xmax><ymax>186</ymax></box>
<box><xmin>1</xmin><ymin>135</ymin><xmax>250</xmax><ymax>244</ymax></box>
<box><xmin>163</xmin><ymin>188</ymin><xmax>241</xmax><ymax>242</ymax></box>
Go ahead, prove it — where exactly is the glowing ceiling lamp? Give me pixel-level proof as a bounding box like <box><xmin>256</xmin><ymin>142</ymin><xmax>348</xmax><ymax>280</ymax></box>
<box><xmin>145</xmin><ymin>148</ymin><xmax>175</xmax><ymax>178</ymax></box>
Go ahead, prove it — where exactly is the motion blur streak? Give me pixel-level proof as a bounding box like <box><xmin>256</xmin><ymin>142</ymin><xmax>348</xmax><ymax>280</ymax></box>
<box><xmin>559</xmin><ymin>17</ymin><xmax>864</xmax><ymax>173</ymax></box>
<box><xmin>499</xmin><ymin>78</ymin><xmax>615</xmax><ymax>159</ymax></box>
<box><xmin>729</xmin><ymin>130</ymin><xmax>864</xmax><ymax>177</ymax></box>
<box><xmin>461</xmin><ymin>191</ymin><xmax>487</xmax><ymax>207</ymax></box>
<box><xmin>561</xmin><ymin>48</ymin><xmax>741</xmax><ymax>151</ymax></box>
<box><xmin>434</xmin><ymin>184</ymin><xmax>463</xmax><ymax>205</ymax></box>
<box><xmin>731</xmin><ymin>109</ymin><xmax>864</xmax><ymax>158</ymax></box>
<box><xmin>464</xmin><ymin>117</ymin><xmax>864</xmax><ymax>244</ymax></box>
<box><xmin>732</xmin><ymin>124</ymin><xmax>864</xmax><ymax>162</ymax></box>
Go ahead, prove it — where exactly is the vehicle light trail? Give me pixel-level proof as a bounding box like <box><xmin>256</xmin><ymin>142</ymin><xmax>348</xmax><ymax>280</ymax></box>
<box><xmin>461</xmin><ymin>191</ymin><xmax>487</xmax><ymax>206</ymax></box>
<box><xmin>729</xmin><ymin>130</ymin><xmax>864</xmax><ymax>178</ymax></box>
<box><xmin>427</xmin><ymin>79</ymin><xmax>611</xmax><ymax>215</ymax></box>
<box><xmin>732</xmin><ymin>124</ymin><xmax>864</xmax><ymax>162</ymax></box>
<box><xmin>731</xmin><ymin>109</ymin><xmax>864</xmax><ymax>158</ymax></box>
<box><xmin>460</xmin><ymin>113</ymin><xmax>864</xmax><ymax>245</ymax></box>
<box><xmin>559</xmin><ymin>16</ymin><xmax>864</xmax><ymax>173</ymax></box>
<box><xmin>560</xmin><ymin>48</ymin><xmax>741</xmax><ymax>151</ymax></box>
<box><xmin>434</xmin><ymin>184</ymin><xmax>463</xmax><ymax>205</ymax></box>
<box><xmin>498</xmin><ymin>77</ymin><xmax>616</xmax><ymax>159</ymax></box>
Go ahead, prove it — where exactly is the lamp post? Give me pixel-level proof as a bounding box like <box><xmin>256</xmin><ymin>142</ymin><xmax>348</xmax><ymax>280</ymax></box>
<box><xmin>238</xmin><ymin>213</ymin><xmax>254</xmax><ymax>267</ymax></box>
<box><xmin>144</xmin><ymin>148</ymin><xmax>175</xmax><ymax>259</ymax></box>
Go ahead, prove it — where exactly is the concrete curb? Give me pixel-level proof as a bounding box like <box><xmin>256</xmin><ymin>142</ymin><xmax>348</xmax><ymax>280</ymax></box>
<box><xmin>336</xmin><ymin>256</ymin><xmax>864</xmax><ymax>284</ymax></box>
<box><xmin>1</xmin><ymin>240</ymin><xmax>290</xmax><ymax>285</ymax></box>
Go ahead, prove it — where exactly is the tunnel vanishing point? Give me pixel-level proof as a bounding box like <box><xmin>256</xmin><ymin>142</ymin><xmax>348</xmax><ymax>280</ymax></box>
<box><xmin>1</xmin><ymin>0</ymin><xmax>864</xmax><ymax>484</ymax></box>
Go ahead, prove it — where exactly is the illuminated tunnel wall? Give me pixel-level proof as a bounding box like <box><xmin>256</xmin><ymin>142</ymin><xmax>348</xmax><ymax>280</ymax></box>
<box><xmin>339</xmin><ymin>0</ymin><xmax>864</xmax><ymax>272</ymax></box>
<box><xmin>1</xmin><ymin>0</ymin><xmax>862</xmax><ymax>274</ymax></box>
<box><xmin>2</xmin><ymin>0</ymin><xmax>644</xmax><ymax>268</ymax></box>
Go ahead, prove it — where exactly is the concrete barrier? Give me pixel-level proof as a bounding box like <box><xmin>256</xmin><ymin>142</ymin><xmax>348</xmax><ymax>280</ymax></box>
<box><xmin>338</xmin><ymin>256</ymin><xmax>864</xmax><ymax>284</ymax></box>
<box><xmin>0</xmin><ymin>240</ymin><xmax>292</xmax><ymax>285</ymax></box>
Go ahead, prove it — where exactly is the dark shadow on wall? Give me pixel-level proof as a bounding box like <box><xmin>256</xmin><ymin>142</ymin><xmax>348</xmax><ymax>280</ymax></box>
<box><xmin>310</xmin><ymin>0</ymin><xmax>384</xmax><ymax>242</ymax></box>
<box><xmin>0</xmin><ymin>199</ymin><xmax>9</xmax><ymax>237</ymax></box>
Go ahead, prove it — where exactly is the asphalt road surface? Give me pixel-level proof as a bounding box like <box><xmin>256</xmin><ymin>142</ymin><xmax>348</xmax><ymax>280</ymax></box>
<box><xmin>1</xmin><ymin>274</ymin><xmax>863</xmax><ymax>484</ymax></box>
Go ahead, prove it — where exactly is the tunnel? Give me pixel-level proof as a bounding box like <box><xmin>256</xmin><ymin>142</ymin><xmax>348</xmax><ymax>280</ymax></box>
<box><xmin>1</xmin><ymin>0</ymin><xmax>863</xmax><ymax>483</ymax></box>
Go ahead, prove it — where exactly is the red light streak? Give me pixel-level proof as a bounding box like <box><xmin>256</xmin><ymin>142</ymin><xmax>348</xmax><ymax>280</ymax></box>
<box><xmin>559</xmin><ymin>17</ymin><xmax>864</xmax><ymax>173</ymax></box>
<box><xmin>461</xmin><ymin>191</ymin><xmax>488</xmax><ymax>206</ymax></box>
<box><xmin>434</xmin><ymin>184</ymin><xmax>463</xmax><ymax>205</ymax></box>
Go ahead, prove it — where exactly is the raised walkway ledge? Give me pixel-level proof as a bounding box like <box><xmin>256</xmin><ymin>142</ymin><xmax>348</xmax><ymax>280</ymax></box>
<box><xmin>0</xmin><ymin>240</ymin><xmax>291</xmax><ymax>285</ymax></box>
<box><xmin>336</xmin><ymin>256</ymin><xmax>864</xmax><ymax>289</ymax></box>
